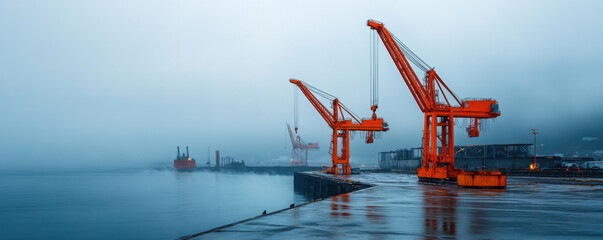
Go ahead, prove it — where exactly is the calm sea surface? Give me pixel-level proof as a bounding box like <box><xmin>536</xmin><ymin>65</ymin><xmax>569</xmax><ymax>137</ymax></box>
<box><xmin>0</xmin><ymin>169</ymin><xmax>308</xmax><ymax>239</ymax></box>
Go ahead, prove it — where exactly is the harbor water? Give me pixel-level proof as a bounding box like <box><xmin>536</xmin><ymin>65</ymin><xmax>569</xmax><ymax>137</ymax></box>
<box><xmin>0</xmin><ymin>169</ymin><xmax>308</xmax><ymax>240</ymax></box>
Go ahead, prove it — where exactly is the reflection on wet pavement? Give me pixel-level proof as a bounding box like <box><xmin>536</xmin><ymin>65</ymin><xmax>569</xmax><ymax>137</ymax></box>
<box><xmin>331</xmin><ymin>193</ymin><xmax>350</xmax><ymax>218</ymax></box>
<box><xmin>423</xmin><ymin>185</ymin><xmax>457</xmax><ymax>239</ymax></box>
<box><xmin>198</xmin><ymin>173</ymin><xmax>603</xmax><ymax>239</ymax></box>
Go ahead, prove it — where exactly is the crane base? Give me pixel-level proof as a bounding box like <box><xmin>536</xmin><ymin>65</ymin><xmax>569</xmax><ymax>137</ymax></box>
<box><xmin>457</xmin><ymin>171</ymin><xmax>507</xmax><ymax>188</ymax></box>
<box><xmin>323</xmin><ymin>166</ymin><xmax>352</xmax><ymax>175</ymax></box>
<box><xmin>418</xmin><ymin>177</ymin><xmax>457</xmax><ymax>184</ymax></box>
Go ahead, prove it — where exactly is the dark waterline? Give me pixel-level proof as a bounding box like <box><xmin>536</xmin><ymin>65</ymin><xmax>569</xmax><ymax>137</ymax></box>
<box><xmin>0</xmin><ymin>169</ymin><xmax>309</xmax><ymax>240</ymax></box>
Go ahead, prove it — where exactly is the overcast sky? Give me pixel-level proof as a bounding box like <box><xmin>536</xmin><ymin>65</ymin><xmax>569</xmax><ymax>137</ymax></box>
<box><xmin>1</xmin><ymin>0</ymin><xmax>602</xmax><ymax>170</ymax></box>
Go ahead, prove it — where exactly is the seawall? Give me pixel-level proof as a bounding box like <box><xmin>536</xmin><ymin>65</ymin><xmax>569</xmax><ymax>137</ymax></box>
<box><xmin>293</xmin><ymin>172</ymin><xmax>374</xmax><ymax>200</ymax></box>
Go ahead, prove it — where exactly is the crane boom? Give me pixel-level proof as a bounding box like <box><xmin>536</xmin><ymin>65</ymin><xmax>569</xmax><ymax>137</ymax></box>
<box><xmin>368</xmin><ymin>20</ymin><xmax>431</xmax><ymax>112</ymax></box>
<box><xmin>286</xmin><ymin>123</ymin><xmax>298</xmax><ymax>148</ymax></box>
<box><xmin>290</xmin><ymin>79</ymin><xmax>388</xmax><ymax>174</ymax></box>
<box><xmin>368</xmin><ymin>20</ymin><xmax>499</xmax><ymax>118</ymax></box>
<box><xmin>368</xmin><ymin>19</ymin><xmax>505</xmax><ymax>188</ymax></box>
<box><xmin>291</xmin><ymin>79</ymin><xmax>337</xmax><ymax>127</ymax></box>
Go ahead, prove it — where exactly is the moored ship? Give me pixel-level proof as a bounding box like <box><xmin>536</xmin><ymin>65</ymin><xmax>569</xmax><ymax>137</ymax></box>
<box><xmin>174</xmin><ymin>146</ymin><xmax>196</xmax><ymax>171</ymax></box>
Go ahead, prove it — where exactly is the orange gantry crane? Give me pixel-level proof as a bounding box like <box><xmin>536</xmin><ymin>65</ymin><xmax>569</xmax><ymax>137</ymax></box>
<box><xmin>286</xmin><ymin>123</ymin><xmax>319</xmax><ymax>166</ymax></box>
<box><xmin>367</xmin><ymin>19</ymin><xmax>506</xmax><ymax>188</ymax></box>
<box><xmin>290</xmin><ymin>79</ymin><xmax>389</xmax><ymax>175</ymax></box>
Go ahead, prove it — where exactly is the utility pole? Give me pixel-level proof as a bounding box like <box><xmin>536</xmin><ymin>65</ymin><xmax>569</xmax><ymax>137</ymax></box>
<box><xmin>531</xmin><ymin>129</ymin><xmax>539</xmax><ymax>170</ymax></box>
<box><xmin>207</xmin><ymin>147</ymin><xmax>210</xmax><ymax>167</ymax></box>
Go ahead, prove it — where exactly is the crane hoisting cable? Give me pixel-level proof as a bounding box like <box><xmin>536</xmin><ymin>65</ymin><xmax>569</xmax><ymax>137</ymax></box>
<box><xmin>294</xmin><ymin>87</ymin><xmax>299</xmax><ymax>133</ymax></box>
<box><xmin>370</xmin><ymin>29</ymin><xmax>379</xmax><ymax>120</ymax></box>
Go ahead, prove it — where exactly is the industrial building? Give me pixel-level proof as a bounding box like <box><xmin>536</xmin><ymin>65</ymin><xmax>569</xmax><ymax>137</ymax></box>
<box><xmin>378</xmin><ymin>143</ymin><xmax>566</xmax><ymax>171</ymax></box>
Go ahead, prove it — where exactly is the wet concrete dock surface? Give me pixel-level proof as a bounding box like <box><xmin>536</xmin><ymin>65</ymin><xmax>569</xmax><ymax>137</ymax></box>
<box><xmin>192</xmin><ymin>173</ymin><xmax>603</xmax><ymax>239</ymax></box>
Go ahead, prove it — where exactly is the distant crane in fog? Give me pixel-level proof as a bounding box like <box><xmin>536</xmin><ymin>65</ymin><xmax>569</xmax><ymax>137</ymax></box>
<box><xmin>287</xmin><ymin>123</ymin><xmax>319</xmax><ymax>166</ymax></box>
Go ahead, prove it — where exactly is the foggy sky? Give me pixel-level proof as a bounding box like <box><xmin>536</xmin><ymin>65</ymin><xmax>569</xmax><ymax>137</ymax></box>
<box><xmin>1</xmin><ymin>0</ymin><xmax>602</xmax><ymax>170</ymax></box>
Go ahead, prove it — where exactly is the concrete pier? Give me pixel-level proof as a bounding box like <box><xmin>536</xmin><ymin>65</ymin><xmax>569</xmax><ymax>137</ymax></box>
<box><xmin>293</xmin><ymin>172</ymin><xmax>372</xmax><ymax>200</ymax></box>
<box><xmin>182</xmin><ymin>172</ymin><xmax>603</xmax><ymax>239</ymax></box>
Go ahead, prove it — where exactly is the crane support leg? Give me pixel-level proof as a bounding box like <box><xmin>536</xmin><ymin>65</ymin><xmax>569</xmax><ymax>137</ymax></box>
<box><xmin>304</xmin><ymin>148</ymin><xmax>308</xmax><ymax>166</ymax></box>
<box><xmin>418</xmin><ymin>114</ymin><xmax>462</xmax><ymax>183</ymax></box>
<box><xmin>327</xmin><ymin>129</ymin><xmax>351</xmax><ymax>175</ymax></box>
<box><xmin>292</xmin><ymin>147</ymin><xmax>300</xmax><ymax>166</ymax></box>
<box><xmin>417</xmin><ymin>114</ymin><xmax>505</xmax><ymax>187</ymax></box>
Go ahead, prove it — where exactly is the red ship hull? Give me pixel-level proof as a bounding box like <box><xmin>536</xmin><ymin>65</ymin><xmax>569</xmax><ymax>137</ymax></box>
<box><xmin>174</xmin><ymin>159</ymin><xmax>196</xmax><ymax>171</ymax></box>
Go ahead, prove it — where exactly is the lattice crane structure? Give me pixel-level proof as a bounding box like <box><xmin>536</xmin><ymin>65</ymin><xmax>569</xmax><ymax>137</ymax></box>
<box><xmin>290</xmin><ymin>79</ymin><xmax>388</xmax><ymax>175</ymax></box>
<box><xmin>368</xmin><ymin>19</ymin><xmax>506</xmax><ymax>188</ymax></box>
<box><xmin>286</xmin><ymin>123</ymin><xmax>319</xmax><ymax>166</ymax></box>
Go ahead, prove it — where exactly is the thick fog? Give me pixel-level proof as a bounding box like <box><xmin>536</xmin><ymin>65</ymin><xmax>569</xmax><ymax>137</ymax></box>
<box><xmin>1</xmin><ymin>0</ymin><xmax>602</xmax><ymax>170</ymax></box>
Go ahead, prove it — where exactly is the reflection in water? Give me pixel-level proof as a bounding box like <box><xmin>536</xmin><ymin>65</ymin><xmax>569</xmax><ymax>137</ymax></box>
<box><xmin>469</xmin><ymin>201</ymin><xmax>486</xmax><ymax>235</ymax></box>
<box><xmin>364</xmin><ymin>190</ymin><xmax>385</xmax><ymax>225</ymax></box>
<box><xmin>330</xmin><ymin>193</ymin><xmax>351</xmax><ymax>218</ymax></box>
<box><xmin>422</xmin><ymin>185</ymin><xmax>457</xmax><ymax>239</ymax></box>
<box><xmin>364</xmin><ymin>205</ymin><xmax>385</xmax><ymax>225</ymax></box>
<box><xmin>467</xmin><ymin>188</ymin><xmax>505</xmax><ymax>235</ymax></box>
<box><xmin>421</xmin><ymin>185</ymin><xmax>506</xmax><ymax>239</ymax></box>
